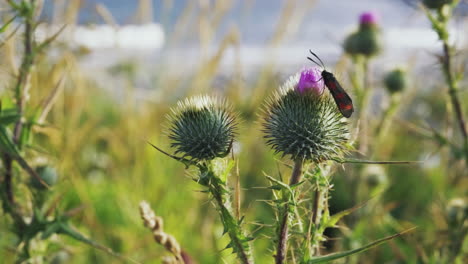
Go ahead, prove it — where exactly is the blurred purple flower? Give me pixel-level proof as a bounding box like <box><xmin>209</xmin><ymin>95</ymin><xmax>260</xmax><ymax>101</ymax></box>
<box><xmin>296</xmin><ymin>67</ymin><xmax>324</xmax><ymax>95</ymax></box>
<box><xmin>359</xmin><ymin>11</ymin><xmax>379</xmax><ymax>25</ymax></box>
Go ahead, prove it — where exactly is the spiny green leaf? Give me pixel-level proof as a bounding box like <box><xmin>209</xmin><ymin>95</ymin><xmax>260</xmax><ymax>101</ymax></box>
<box><xmin>306</xmin><ymin>227</ymin><xmax>417</xmax><ymax>263</ymax></box>
<box><xmin>244</xmin><ymin>236</ymin><xmax>255</xmax><ymax>242</ymax></box>
<box><xmin>220</xmin><ymin>159</ymin><xmax>235</xmax><ymax>181</ymax></box>
<box><xmin>322</xmin><ymin>200</ymin><xmax>369</xmax><ymax>231</ymax></box>
<box><xmin>148</xmin><ymin>141</ymin><xmax>196</xmax><ymax>168</ymax></box>
<box><xmin>0</xmin><ymin>109</ymin><xmax>20</xmax><ymax>126</ymax></box>
<box><xmin>0</xmin><ymin>125</ymin><xmax>19</xmax><ymax>156</ymax></box>
<box><xmin>58</xmin><ymin>222</ymin><xmax>141</xmax><ymax>264</ymax></box>
<box><xmin>268</xmin><ymin>185</ymin><xmax>282</xmax><ymax>190</ymax></box>
<box><xmin>0</xmin><ymin>126</ymin><xmax>49</xmax><ymax>188</ymax></box>
<box><xmin>223</xmin><ymin>241</ymin><xmax>233</xmax><ymax>250</ymax></box>
<box><xmin>36</xmin><ymin>24</ymin><xmax>67</xmax><ymax>53</ymax></box>
<box><xmin>331</xmin><ymin>157</ymin><xmax>422</xmax><ymax>165</ymax></box>
<box><xmin>290</xmin><ymin>180</ymin><xmax>305</xmax><ymax>189</ymax></box>
<box><xmin>41</xmin><ymin>222</ymin><xmax>61</xmax><ymax>239</ymax></box>
<box><xmin>266</xmin><ymin>176</ymin><xmax>293</xmax><ymax>193</ymax></box>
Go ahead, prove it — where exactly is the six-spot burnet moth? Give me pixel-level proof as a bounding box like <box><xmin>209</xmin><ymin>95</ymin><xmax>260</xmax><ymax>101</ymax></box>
<box><xmin>307</xmin><ymin>50</ymin><xmax>354</xmax><ymax>118</ymax></box>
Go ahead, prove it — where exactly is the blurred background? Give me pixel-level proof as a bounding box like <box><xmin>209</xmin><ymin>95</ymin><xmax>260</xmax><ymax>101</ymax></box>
<box><xmin>1</xmin><ymin>0</ymin><xmax>467</xmax><ymax>263</ymax></box>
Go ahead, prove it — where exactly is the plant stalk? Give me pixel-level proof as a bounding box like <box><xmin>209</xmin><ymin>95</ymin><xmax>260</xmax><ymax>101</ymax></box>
<box><xmin>205</xmin><ymin>164</ymin><xmax>254</xmax><ymax>264</ymax></box>
<box><xmin>309</xmin><ymin>188</ymin><xmax>327</xmax><ymax>257</ymax></box>
<box><xmin>441</xmin><ymin>41</ymin><xmax>468</xmax><ymax>160</ymax></box>
<box><xmin>275</xmin><ymin>159</ymin><xmax>303</xmax><ymax>264</ymax></box>
<box><xmin>358</xmin><ymin>58</ymin><xmax>371</xmax><ymax>154</ymax></box>
<box><xmin>13</xmin><ymin>0</ymin><xmax>36</xmax><ymax>144</ymax></box>
<box><xmin>2</xmin><ymin>0</ymin><xmax>37</xmax><ymax>228</ymax></box>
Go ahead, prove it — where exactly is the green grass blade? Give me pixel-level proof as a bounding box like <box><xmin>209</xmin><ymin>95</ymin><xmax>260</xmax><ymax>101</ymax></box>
<box><xmin>0</xmin><ymin>15</ymin><xmax>17</xmax><ymax>33</ymax></box>
<box><xmin>0</xmin><ymin>112</ymin><xmax>20</xmax><ymax>126</ymax></box>
<box><xmin>307</xmin><ymin>227</ymin><xmax>417</xmax><ymax>264</ymax></box>
<box><xmin>58</xmin><ymin>222</ymin><xmax>141</xmax><ymax>264</ymax></box>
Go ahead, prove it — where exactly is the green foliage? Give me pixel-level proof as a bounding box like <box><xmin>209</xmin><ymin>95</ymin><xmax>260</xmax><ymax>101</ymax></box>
<box><xmin>306</xmin><ymin>228</ymin><xmax>415</xmax><ymax>264</ymax></box>
<box><xmin>1</xmin><ymin>0</ymin><xmax>467</xmax><ymax>263</ymax></box>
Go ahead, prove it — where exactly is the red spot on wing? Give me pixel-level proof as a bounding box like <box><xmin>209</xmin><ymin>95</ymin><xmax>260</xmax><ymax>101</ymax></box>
<box><xmin>325</xmin><ymin>76</ymin><xmax>354</xmax><ymax>118</ymax></box>
<box><xmin>340</xmin><ymin>103</ymin><xmax>353</xmax><ymax>110</ymax></box>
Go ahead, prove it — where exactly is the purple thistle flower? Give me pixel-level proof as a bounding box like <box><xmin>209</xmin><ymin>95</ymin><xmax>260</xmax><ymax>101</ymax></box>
<box><xmin>359</xmin><ymin>11</ymin><xmax>379</xmax><ymax>26</ymax></box>
<box><xmin>296</xmin><ymin>67</ymin><xmax>324</xmax><ymax>95</ymax></box>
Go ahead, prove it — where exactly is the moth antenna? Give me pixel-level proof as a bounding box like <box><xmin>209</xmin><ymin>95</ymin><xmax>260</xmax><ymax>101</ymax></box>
<box><xmin>309</xmin><ymin>49</ymin><xmax>326</xmax><ymax>69</ymax></box>
<box><xmin>307</xmin><ymin>56</ymin><xmax>322</xmax><ymax>69</ymax></box>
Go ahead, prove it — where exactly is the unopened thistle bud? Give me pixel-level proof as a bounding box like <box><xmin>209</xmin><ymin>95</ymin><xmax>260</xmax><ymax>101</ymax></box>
<box><xmin>423</xmin><ymin>0</ymin><xmax>455</xmax><ymax>10</ymax></box>
<box><xmin>384</xmin><ymin>68</ymin><xmax>407</xmax><ymax>94</ymax></box>
<box><xmin>344</xmin><ymin>11</ymin><xmax>382</xmax><ymax>57</ymax></box>
<box><xmin>167</xmin><ymin>96</ymin><xmax>238</xmax><ymax>162</ymax></box>
<box><xmin>262</xmin><ymin>68</ymin><xmax>349</xmax><ymax>162</ymax></box>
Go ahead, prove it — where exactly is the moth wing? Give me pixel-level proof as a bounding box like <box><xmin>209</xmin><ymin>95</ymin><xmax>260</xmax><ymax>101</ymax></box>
<box><xmin>325</xmin><ymin>78</ymin><xmax>354</xmax><ymax>118</ymax></box>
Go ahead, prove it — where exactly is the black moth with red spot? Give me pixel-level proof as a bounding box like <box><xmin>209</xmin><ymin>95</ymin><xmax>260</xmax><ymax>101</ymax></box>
<box><xmin>307</xmin><ymin>50</ymin><xmax>354</xmax><ymax>118</ymax></box>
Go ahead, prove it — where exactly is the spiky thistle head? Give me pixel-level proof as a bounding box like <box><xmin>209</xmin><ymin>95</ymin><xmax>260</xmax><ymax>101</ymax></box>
<box><xmin>262</xmin><ymin>68</ymin><xmax>349</xmax><ymax>163</ymax></box>
<box><xmin>166</xmin><ymin>96</ymin><xmax>238</xmax><ymax>162</ymax></box>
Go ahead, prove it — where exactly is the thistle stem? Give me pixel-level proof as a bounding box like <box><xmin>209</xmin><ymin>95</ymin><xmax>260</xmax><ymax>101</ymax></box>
<box><xmin>309</xmin><ymin>180</ymin><xmax>329</xmax><ymax>257</ymax></box>
<box><xmin>275</xmin><ymin>159</ymin><xmax>303</xmax><ymax>264</ymax></box>
<box><xmin>204</xmin><ymin>164</ymin><xmax>253</xmax><ymax>264</ymax></box>
<box><xmin>289</xmin><ymin>159</ymin><xmax>304</xmax><ymax>186</ymax></box>
<box><xmin>2</xmin><ymin>0</ymin><xmax>36</xmax><ymax>231</ymax></box>
<box><xmin>375</xmin><ymin>95</ymin><xmax>399</xmax><ymax>137</ymax></box>
<box><xmin>13</xmin><ymin>0</ymin><xmax>36</xmax><ymax>144</ymax></box>
<box><xmin>441</xmin><ymin>41</ymin><xmax>468</xmax><ymax>161</ymax></box>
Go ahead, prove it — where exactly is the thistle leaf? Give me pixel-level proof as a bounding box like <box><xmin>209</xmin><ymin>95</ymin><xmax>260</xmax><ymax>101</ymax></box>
<box><xmin>58</xmin><ymin>222</ymin><xmax>141</xmax><ymax>264</ymax></box>
<box><xmin>0</xmin><ymin>125</ymin><xmax>19</xmax><ymax>156</ymax></box>
<box><xmin>0</xmin><ymin>108</ymin><xmax>20</xmax><ymax>126</ymax></box>
<box><xmin>331</xmin><ymin>157</ymin><xmax>422</xmax><ymax>165</ymax></box>
<box><xmin>321</xmin><ymin>200</ymin><xmax>369</xmax><ymax>232</ymax></box>
<box><xmin>306</xmin><ymin>227</ymin><xmax>417</xmax><ymax>263</ymax></box>
<box><xmin>147</xmin><ymin>141</ymin><xmax>196</xmax><ymax>168</ymax></box>
<box><xmin>0</xmin><ymin>15</ymin><xmax>18</xmax><ymax>33</ymax></box>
